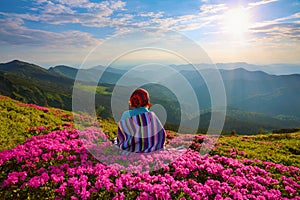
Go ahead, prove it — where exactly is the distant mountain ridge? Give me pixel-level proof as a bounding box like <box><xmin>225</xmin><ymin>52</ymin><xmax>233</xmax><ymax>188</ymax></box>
<box><xmin>0</xmin><ymin>60</ymin><xmax>74</xmax><ymax>85</ymax></box>
<box><xmin>0</xmin><ymin>59</ymin><xmax>300</xmax><ymax>134</ymax></box>
<box><xmin>49</xmin><ymin>64</ymin><xmax>124</xmax><ymax>84</ymax></box>
<box><xmin>174</xmin><ymin>62</ymin><xmax>300</xmax><ymax>75</ymax></box>
<box><xmin>48</xmin><ymin>65</ymin><xmax>78</xmax><ymax>79</ymax></box>
<box><xmin>0</xmin><ymin>61</ymin><xmax>73</xmax><ymax>110</ymax></box>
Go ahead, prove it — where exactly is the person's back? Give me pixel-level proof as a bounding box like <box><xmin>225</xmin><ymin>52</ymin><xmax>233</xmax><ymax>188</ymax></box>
<box><xmin>117</xmin><ymin>111</ymin><xmax>166</xmax><ymax>153</ymax></box>
<box><xmin>115</xmin><ymin>88</ymin><xmax>166</xmax><ymax>153</ymax></box>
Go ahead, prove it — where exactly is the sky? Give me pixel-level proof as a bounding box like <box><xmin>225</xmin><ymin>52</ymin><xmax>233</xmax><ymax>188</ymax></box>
<box><xmin>0</xmin><ymin>0</ymin><xmax>299</xmax><ymax>68</ymax></box>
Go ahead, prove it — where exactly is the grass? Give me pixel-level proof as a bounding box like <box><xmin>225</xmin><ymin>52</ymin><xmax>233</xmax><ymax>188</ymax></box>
<box><xmin>210</xmin><ymin>132</ymin><xmax>300</xmax><ymax>168</ymax></box>
<box><xmin>74</xmin><ymin>83</ymin><xmax>112</xmax><ymax>95</ymax></box>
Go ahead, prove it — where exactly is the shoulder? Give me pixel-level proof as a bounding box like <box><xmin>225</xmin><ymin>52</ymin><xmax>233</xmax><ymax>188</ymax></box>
<box><xmin>129</xmin><ymin>107</ymin><xmax>147</xmax><ymax>117</ymax></box>
<box><xmin>120</xmin><ymin>111</ymin><xmax>131</xmax><ymax>121</ymax></box>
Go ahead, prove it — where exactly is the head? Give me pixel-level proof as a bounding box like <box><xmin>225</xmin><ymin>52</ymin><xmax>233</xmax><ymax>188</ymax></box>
<box><xmin>129</xmin><ymin>88</ymin><xmax>152</xmax><ymax>109</ymax></box>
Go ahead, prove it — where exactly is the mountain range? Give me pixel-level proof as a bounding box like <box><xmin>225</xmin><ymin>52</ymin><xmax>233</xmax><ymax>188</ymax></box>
<box><xmin>0</xmin><ymin>59</ymin><xmax>300</xmax><ymax>134</ymax></box>
<box><xmin>175</xmin><ymin>62</ymin><xmax>300</xmax><ymax>75</ymax></box>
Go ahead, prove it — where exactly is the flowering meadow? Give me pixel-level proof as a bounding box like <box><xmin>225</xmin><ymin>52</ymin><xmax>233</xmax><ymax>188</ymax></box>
<box><xmin>0</xmin><ymin>95</ymin><xmax>300</xmax><ymax>199</ymax></box>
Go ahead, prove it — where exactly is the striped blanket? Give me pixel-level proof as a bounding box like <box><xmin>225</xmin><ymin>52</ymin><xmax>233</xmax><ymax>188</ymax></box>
<box><xmin>117</xmin><ymin>111</ymin><xmax>166</xmax><ymax>153</ymax></box>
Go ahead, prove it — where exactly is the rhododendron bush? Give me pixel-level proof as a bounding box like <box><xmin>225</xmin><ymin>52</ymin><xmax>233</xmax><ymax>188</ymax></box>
<box><xmin>1</xmin><ymin>126</ymin><xmax>300</xmax><ymax>199</ymax></box>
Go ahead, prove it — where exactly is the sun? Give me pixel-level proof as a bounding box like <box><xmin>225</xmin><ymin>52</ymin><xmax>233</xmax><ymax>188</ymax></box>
<box><xmin>223</xmin><ymin>7</ymin><xmax>251</xmax><ymax>37</ymax></box>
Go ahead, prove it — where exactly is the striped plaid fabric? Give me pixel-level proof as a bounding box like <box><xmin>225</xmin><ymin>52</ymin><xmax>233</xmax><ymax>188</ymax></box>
<box><xmin>117</xmin><ymin>111</ymin><xmax>166</xmax><ymax>153</ymax></box>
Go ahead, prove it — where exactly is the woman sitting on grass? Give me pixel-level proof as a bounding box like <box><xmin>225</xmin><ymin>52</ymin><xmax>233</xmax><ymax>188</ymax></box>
<box><xmin>114</xmin><ymin>88</ymin><xmax>166</xmax><ymax>153</ymax></box>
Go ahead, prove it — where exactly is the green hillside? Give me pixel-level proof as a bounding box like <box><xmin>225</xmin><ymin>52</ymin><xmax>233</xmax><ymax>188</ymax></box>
<box><xmin>0</xmin><ymin>65</ymin><xmax>73</xmax><ymax>110</ymax></box>
<box><xmin>211</xmin><ymin>133</ymin><xmax>300</xmax><ymax>167</ymax></box>
<box><xmin>0</xmin><ymin>95</ymin><xmax>73</xmax><ymax>151</ymax></box>
<box><xmin>0</xmin><ymin>95</ymin><xmax>117</xmax><ymax>151</ymax></box>
<box><xmin>0</xmin><ymin>60</ymin><xmax>114</xmax><ymax>119</ymax></box>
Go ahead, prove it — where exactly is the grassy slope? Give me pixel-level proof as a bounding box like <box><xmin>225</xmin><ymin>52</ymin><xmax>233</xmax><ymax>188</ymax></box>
<box><xmin>211</xmin><ymin>133</ymin><xmax>300</xmax><ymax>168</ymax></box>
<box><xmin>0</xmin><ymin>95</ymin><xmax>299</xmax><ymax>168</ymax></box>
<box><xmin>0</xmin><ymin>95</ymin><xmax>75</xmax><ymax>151</ymax></box>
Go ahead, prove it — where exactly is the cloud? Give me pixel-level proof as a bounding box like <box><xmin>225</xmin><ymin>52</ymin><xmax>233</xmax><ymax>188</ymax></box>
<box><xmin>200</xmin><ymin>4</ymin><xmax>228</xmax><ymax>14</ymax></box>
<box><xmin>15</xmin><ymin>0</ymin><xmax>129</xmax><ymax>28</ymax></box>
<box><xmin>42</xmin><ymin>1</ymin><xmax>75</xmax><ymax>14</ymax></box>
<box><xmin>55</xmin><ymin>0</ymin><xmax>89</xmax><ymax>7</ymax></box>
<box><xmin>1</xmin><ymin>0</ymin><xmax>223</xmax><ymax>37</ymax></box>
<box><xmin>250</xmin><ymin>21</ymin><xmax>300</xmax><ymax>42</ymax></box>
<box><xmin>130</xmin><ymin>5</ymin><xmax>225</xmax><ymax>32</ymax></box>
<box><xmin>1</xmin><ymin>0</ymin><xmax>213</xmax><ymax>33</ymax></box>
<box><xmin>248</xmin><ymin>0</ymin><xmax>278</xmax><ymax>8</ymax></box>
<box><xmin>108</xmin><ymin>0</ymin><xmax>126</xmax><ymax>10</ymax></box>
<box><xmin>250</xmin><ymin>12</ymin><xmax>300</xmax><ymax>28</ymax></box>
<box><xmin>35</xmin><ymin>0</ymin><xmax>48</xmax><ymax>4</ymax></box>
<box><xmin>35</xmin><ymin>0</ymin><xmax>126</xmax><ymax>11</ymax></box>
<box><xmin>0</xmin><ymin>17</ymin><xmax>100</xmax><ymax>47</ymax></box>
<box><xmin>275</xmin><ymin>12</ymin><xmax>300</xmax><ymax>22</ymax></box>
<box><xmin>0</xmin><ymin>1</ymin><xmax>127</xmax><ymax>29</ymax></box>
<box><xmin>34</xmin><ymin>0</ymin><xmax>126</xmax><ymax>16</ymax></box>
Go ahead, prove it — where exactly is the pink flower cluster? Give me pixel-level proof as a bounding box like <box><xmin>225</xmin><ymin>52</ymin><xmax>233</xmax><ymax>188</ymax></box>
<box><xmin>26</xmin><ymin>123</ymin><xmax>74</xmax><ymax>137</ymax></box>
<box><xmin>18</xmin><ymin>103</ymin><xmax>49</xmax><ymax>112</ymax></box>
<box><xmin>227</xmin><ymin>147</ymin><xmax>249</xmax><ymax>158</ymax></box>
<box><xmin>1</xmin><ymin>127</ymin><xmax>300</xmax><ymax>199</ymax></box>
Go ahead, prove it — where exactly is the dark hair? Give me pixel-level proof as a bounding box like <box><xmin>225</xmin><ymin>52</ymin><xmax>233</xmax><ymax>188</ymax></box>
<box><xmin>129</xmin><ymin>88</ymin><xmax>151</xmax><ymax>108</ymax></box>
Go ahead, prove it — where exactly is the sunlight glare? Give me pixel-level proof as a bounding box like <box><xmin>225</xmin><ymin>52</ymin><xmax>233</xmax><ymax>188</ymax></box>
<box><xmin>223</xmin><ymin>7</ymin><xmax>250</xmax><ymax>37</ymax></box>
